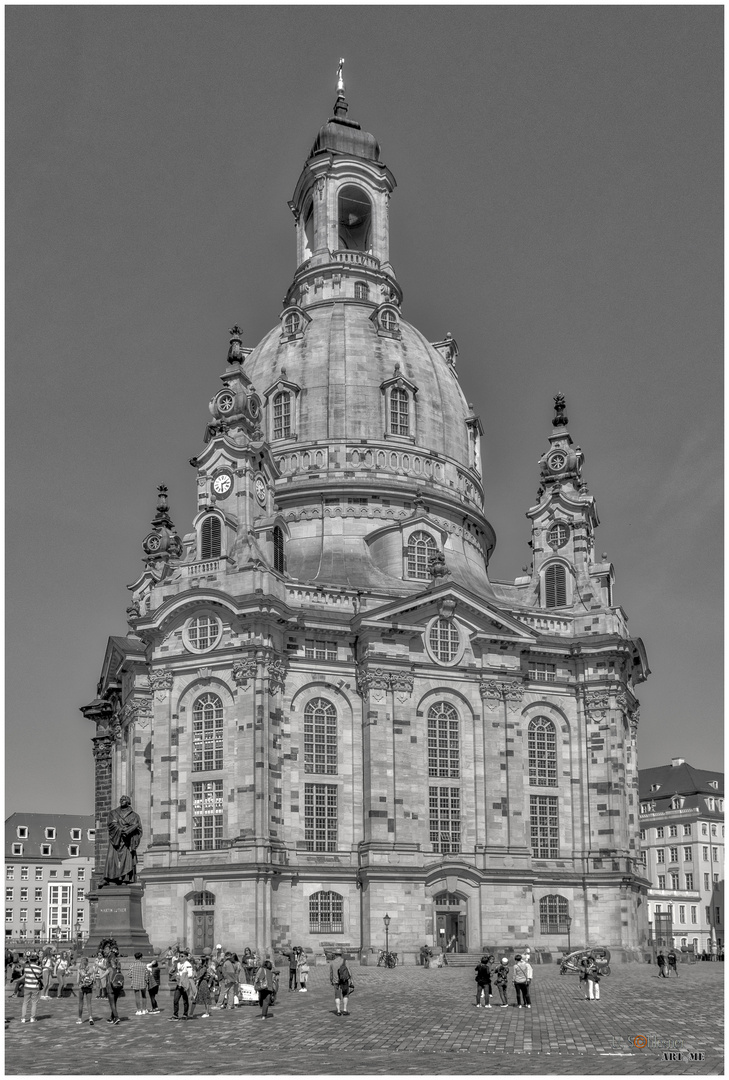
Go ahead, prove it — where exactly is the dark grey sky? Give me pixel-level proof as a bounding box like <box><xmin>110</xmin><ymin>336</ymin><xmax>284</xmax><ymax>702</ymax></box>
<box><xmin>6</xmin><ymin>6</ymin><xmax>722</xmax><ymax>814</ymax></box>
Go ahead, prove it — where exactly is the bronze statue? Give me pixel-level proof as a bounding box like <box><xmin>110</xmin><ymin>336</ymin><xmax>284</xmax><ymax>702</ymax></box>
<box><xmin>102</xmin><ymin>796</ymin><xmax>142</xmax><ymax>885</ymax></box>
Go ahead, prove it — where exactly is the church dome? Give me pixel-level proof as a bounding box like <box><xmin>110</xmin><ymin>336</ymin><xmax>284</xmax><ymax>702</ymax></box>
<box><xmin>308</xmin><ymin>91</ymin><xmax>381</xmax><ymax>163</ymax></box>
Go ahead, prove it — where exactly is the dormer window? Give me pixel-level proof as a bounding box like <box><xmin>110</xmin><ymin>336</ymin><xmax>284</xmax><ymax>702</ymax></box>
<box><xmin>68</xmin><ymin>845</ymin><xmax>80</xmax><ymax>858</ymax></box>
<box><xmin>407</xmin><ymin>532</ymin><xmax>437</xmax><ymax>580</ymax></box>
<box><xmin>284</xmin><ymin>312</ymin><xmax>300</xmax><ymax>336</ymax></box>
<box><xmin>200</xmin><ymin>515</ymin><xmax>222</xmax><ymax>560</ymax></box>
<box><xmin>70</xmin><ymin>829</ymin><xmax>81</xmax><ymax>841</ymax></box>
<box><xmin>16</xmin><ymin>827</ymin><xmax>28</xmax><ymax>840</ymax></box>
<box><xmin>543</xmin><ymin>564</ymin><xmax>567</xmax><ymax>608</ymax></box>
<box><xmin>390</xmin><ymin>387</ymin><xmax>409</xmax><ymax>436</ymax></box>
<box><xmin>381</xmin><ymin>310</ymin><xmax>397</xmax><ymax>333</ymax></box>
<box><xmin>41</xmin><ymin>844</ymin><xmax>52</xmax><ymax>857</ymax></box>
<box><xmin>273</xmin><ymin>391</ymin><xmax>292</xmax><ymax>440</ymax></box>
<box><xmin>547</xmin><ymin>523</ymin><xmax>569</xmax><ymax>549</ymax></box>
<box><xmin>337</xmin><ymin>185</ymin><xmax>371</xmax><ymax>252</ymax></box>
<box><xmin>651</xmin><ymin>784</ymin><xmax>661</xmax><ymax>792</ymax></box>
<box><xmin>45</xmin><ymin>828</ymin><xmax>56</xmax><ymax>841</ymax></box>
<box><xmin>354</xmin><ymin>281</ymin><xmax>369</xmax><ymax>301</ymax></box>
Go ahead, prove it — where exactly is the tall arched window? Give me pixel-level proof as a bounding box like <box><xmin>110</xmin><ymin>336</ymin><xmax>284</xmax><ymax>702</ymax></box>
<box><xmin>390</xmin><ymin>387</ymin><xmax>409</xmax><ymax>435</ymax></box>
<box><xmin>273</xmin><ymin>391</ymin><xmax>292</xmax><ymax>439</ymax></box>
<box><xmin>304</xmin><ymin>698</ymin><xmax>337</xmax><ymax>774</ymax></box>
<box><xmin>309</xmin><ymin>890</ymin><xmax>343</xmax><ymax>933</ymax></box>
<box><xmin>407</xmin><ymin>532</ymin><xmax>436</xmax><ymax>579</ymax></box>
<box><xmin>200</xmin><ymin>516</ymin><xmax>221</xmax><ymax>560</ymax></box>
<box><xmin>428</xmin><ymin>702</ymin><xmax>460</xmax><ymax>778</ymax></box>
<box><xmin>528</xmin><ymin>717</ymin><xmax>557</xmax><ymax>786</ymax></box>
<box><xmin>539</xmin><ymin>894</ymin><xmax>569</xmax><ymax>933</ymax></box>
<box><xmin>273</xmin><ymin>526</ymin><xmax>285</xmax><ymax>574</ymax></box>
<box><xmin>337</xmin><ymin>185</ymin><xmax>371</xmax><ymax>251</ymax></box>
<box><xmin>544</xmin><ymin>564</ymin><xmax>567</xmax><ymax>608</ymax></box>
<box><xmin>193</xmin><ymin>693</ymin><xmax>224</xmax><ymax>772</ymax></box>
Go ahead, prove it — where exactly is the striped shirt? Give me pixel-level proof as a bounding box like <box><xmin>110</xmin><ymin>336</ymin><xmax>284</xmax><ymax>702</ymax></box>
<box><xmin>23</xmin><ymin>961</ymin><xmax>43</xmax><ymax>990</ymax></box>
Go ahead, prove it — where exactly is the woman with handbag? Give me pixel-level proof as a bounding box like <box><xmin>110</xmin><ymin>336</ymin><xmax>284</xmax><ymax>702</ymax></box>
<box><xmin>254</xmin><ymin>959</ymin><xmax>276</xmax><ymax>1020</ymax></box>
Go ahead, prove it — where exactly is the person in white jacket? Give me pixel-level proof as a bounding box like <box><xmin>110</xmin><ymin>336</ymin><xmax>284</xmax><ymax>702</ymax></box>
<box><xmin>512</xmin><ymin>954</ymin><xmax>533</xmax><ymax>1008</ymax></box>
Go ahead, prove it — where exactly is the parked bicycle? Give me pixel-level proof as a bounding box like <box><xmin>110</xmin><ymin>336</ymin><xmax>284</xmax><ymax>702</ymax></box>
<box><xmin>377</xmin><ymin>950</ymin><xmax>398</xmax><ymax>968</ymax></box>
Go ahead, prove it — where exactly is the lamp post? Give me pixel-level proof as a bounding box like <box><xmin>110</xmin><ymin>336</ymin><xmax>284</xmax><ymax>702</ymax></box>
<box><xmin>564</xmin><ymin>915</ymin><xmax>572</xmax><ymax>954</ymax></box>
<box><xmin>383</xmin><ymin>913</ymin><xmax>391</xmax><ymax>957</ymax></box>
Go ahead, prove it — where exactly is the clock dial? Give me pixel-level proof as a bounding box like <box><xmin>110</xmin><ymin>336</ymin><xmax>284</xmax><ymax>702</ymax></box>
<box><xmin>255</xmin><ymin>477</ymin><xmax>267</xmax><ymax>504</ymax></box>
<box><xmin>212</xmin><ymin>471</ymin><xmax>233</xmax><ymax>496</ymax></box>
<box><xmin>549</xmin><ymin>453</ymin><xmax>566</xmax><ymax>472</ymax></box>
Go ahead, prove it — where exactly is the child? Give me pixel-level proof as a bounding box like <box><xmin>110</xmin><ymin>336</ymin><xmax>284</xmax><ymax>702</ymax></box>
<box><xmin>298</xmin><ymin>952</ymin><xmax>310</xmax><ymax>992</ymax></box>
<box><xmin>76</xmin><ymin>958</ymin><xmax>96</xmax><ymax>1025</ymax></box>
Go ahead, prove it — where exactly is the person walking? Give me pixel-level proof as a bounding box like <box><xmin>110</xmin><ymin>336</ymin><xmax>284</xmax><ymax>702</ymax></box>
<box><xmin>474</xmin><ymin>955</ymin><xmax>492</xmax><ymax>1007</ymax></box>
<box><xmin>656</xmin><ymin>950</ymin><xmax>668</xmax><ymax>977</ymax></box>
<box><xmin>169</xmin><ymin>950</ymin><xmax>193</xmax><ymax>1021</ymax></box>
<box><xmin>512</xmin><ymin>953</ymin><xmax>532</xmax><ymax>1009</ymax></box>
<box><xmin>75</xmin><ymin>958</ymin><xmax>96</xmax><ymax>1026</ymax></box>
<box><xmin>219</xmin><ymin>951</ymin><xmax>237</xmax><ymax>1010</ymax></box>
<box><xmin>494</xmin><ymin>958</ymin><xmax>510</xmax><ymax>1007</ymax></box>
<box><xmin>667</xmin><ymin>949</ymin><xmax>678</xmax><ymax>978</ymax></box>
<box><xmin>298</xmin><ymin>951</ymin><xmax>310</xmax><ymax>992</ymax></box>
<box><xmin>254</xmin><ymin>959</ymin><xmax>276</xmax><ymax>1020</ymax></box>
<box><xmin>192</xmin><ymin>955</ymin><xmax>213</xmax><ymax>1017</ymax></box>
<box><xmin>20</xmin><ymin>951</ymin><xmax>43</xmax><ymax>1024</ymax></box>
<box><xmin>145</xmin><ymin>957</ymin><xmax>161</xmax><ymax>1013</ymax></box>
<box><xmin>329</xmin><ymin>950</ymin><xmax>352</xmax><ymax>1017</ymax></box>
<box><xmin>129</xmin><ymin>952</ymin><xmax>148</xmax><ymax>1015</ymax></box>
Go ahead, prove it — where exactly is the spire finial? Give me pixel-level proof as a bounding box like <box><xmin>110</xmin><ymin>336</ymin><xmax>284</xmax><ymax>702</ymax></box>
<box><xmin>552</xmin><ymin>393</ymin><xmax>569</xmax><ymax>428</ymax></box>
<box><xmin>337</xmin><ymin>57</ymin><xmax>345</xmax><ymax>98</ymax></box>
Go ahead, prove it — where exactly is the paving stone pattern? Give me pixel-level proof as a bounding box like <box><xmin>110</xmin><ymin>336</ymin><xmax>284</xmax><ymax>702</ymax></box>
<box><xmin>5</xmin><ymin>962</ymin><xmax>723</xmax><ymax>1075</ymax></box>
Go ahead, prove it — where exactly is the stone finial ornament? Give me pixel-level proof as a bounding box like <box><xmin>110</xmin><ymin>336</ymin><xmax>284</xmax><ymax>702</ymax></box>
<box><xmin>552</xmin><ymin>393</ymin><xmax>569</xmax><ymax>428</ymax></box>
<box><xmin>228</xmin><ymin>325</ymin><xmax>245</xmax><ymax>364</ymax></box>
<box><xmin>337</xmin><ymin>58</ymin><xmax>345</xmax><ymax>97</ymax></box>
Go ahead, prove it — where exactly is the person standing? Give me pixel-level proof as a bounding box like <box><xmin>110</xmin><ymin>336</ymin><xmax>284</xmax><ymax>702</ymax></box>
<box><xmin>329</xmin><ymin>950</ymin><xmax>352</xmax><ymax>1017</ymax></box>
<box><xmin>169</xmin><ymin>951</ymin><xmax>193</xmax><ymax>1021</ymax></box>
<box><xmin>667</xmin><ymin>949</ymin><xmax>678</xmax><ymax>978</ymax></box>
<box><xmin>40</xmin><ymin>950</ymin><xmax>54</xmax><ymax>1000</ymax></box>
<box><xmin>254</xmin><ymin>959</ymin><xmax>276</xmax><ymax>1020</ymax></box>
<box><xmin>581</xmin><ymin>953</ymin><xmax>601</xmax><ymax>1001</ymax></box>
<box><xmin>656</xmin><ymin>950</ymin><xmax>668</xmax><ymax>977</ymax></box>
<box><xmin>105</xmin><ymin>956</ymin><xmax>124</xmax><ymax>1024</ymax></box>
<box><xmin>494</xmin><ymin>958</ymin><xmax>510</xmax><ymax>1007</ymax></box>
<box><xmin>298</xmin><ymin>951</ymin><xmax>310</xmax><ymax>992</ymax></box>
<box><xmin>474</xmin><ymin>956</ymin><xmax>492</xmax><ymax>1007</ymax></box>
<box><xmin>75</xmin><ymin>958</ymin><xmax>96</xmax><ymax>1025</ymax></box>
<box><xmin>285</xmin><ymin>946</ymin><xmax>299</xmax><ymax>992</ymax></box>
<box><xmin>193</xmin><ymin>955</ymin><xmax>213</xmax><ymax>1017</ymax></box>
<box><xmin>512</xmin><ymin>953</ymin><xmax>532</xmax><ymax>1009</ymax></box>
<box><xmin>219</xmin><ymin>951</ymin><xmax>237</xmax><ymax>1010</ymax></box>
<box><xmin>145</xmin><ymin>957</ymin><xmax>161</xmax><ymax>1014</ymax></box>
<box><xmin>129</xmin><ymin>952</ymin><xmax>148</xmax><ymax>1014</ymax></box>
<box><xmin>20</xmin><ymin>952</ymin><xmax>43</xmax><ymax>1023</ymax></box>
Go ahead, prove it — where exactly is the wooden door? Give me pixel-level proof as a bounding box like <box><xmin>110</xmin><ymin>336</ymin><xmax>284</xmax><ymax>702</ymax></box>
<box><xmin>193</xmin><ymin>911</ymin><xmax>214</xmax><ymax>953</ymax></box>
<box><xmin>457</xmin><ymin>912</ymin><xmax>467</xmax><ymax>953</ymax></box>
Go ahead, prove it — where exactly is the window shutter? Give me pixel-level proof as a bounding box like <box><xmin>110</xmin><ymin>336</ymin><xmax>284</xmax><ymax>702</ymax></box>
<box><xmin>544</xmin><ymin>564</ymin><xmax>566</xmax><ymax>608</ymax></box>
<box><xmin>201</xmin><ymin>517</ymin><xmax>221</xmax><ymax>560</ymax></box>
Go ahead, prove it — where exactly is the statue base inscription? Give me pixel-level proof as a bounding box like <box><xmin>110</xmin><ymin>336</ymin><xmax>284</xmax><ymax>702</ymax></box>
<box><xmin>87</xmin><ymin>884</ymin><xmax>153</xmax><ymax>954</ymax></box>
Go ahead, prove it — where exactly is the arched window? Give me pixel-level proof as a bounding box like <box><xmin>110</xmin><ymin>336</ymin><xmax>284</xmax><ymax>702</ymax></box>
<box><xmin>273</xmin><ymin>526</ymin><xmax>285</xmax><ymax>574</ymax></box>
<box><xmin>428</xmin><ymin>618</ymin><xmax>460</xmax><ymax>663</ymax></box>
<box><xmin>544</xmin><ymin>564</ymin><xmax>567</xmax><ymax>608</ymax></box>
<box><xmin>200</xmin><ymin>516</ymin><xmax>222</xmax><ymax>560</ymax></box>
<box><xmin>407</xmin><ymin>531</ymin><xmax>436</xmax><ymax>579</ymax></box>
<box><xmin>191</xmin><ymin>891</ymin><xmax>215</xmax><ymax>907</ymax></box>
<box><xmin>303</xmin><ymin>201</ymin><xmax>314</xmax><ymax>260</ymax></box>
<box><xmin>539</xmin><ymin>894</ymin><xmax>569</xmax><ymax>933</ymax></box>
<box><xmin>284</xmin><ymin>312</ymin><xmax>300</xmax><ymax>336</ymax></box>
<box><xmin>338</xmin><ymin>185</ymin><xmax>371</xmax><ymax>251</ymax></box>
<box><xmin>273</xmin><ymin>391</ymin><xmax>292</xmax><ymax>440</ymax></box>
<box><xmin>354</xmin><ymin>281</ymin><xmax>369</xmax><ymax>300</ymax></box>
<box><xmin>390</xmin><ymin>387</ymin><xmax>409</xmax><ymax>435</ymax></box>
<box><xmin>381</xmin><ymin>309</ymin><xmax>397</xmax><ymax>333</ymax></box>
<box><xmin>193</xmin><ymin>693</ymin><xmax>224</xmax><ymax>772</ymax></box>
<box><xmin>304</xmin><ymin>698</ymin><xmax>337</xmax><ymax>775</ymax></box>
<box><xmin>547</xmin><ymin>522</ymin><xmax>569</xmax><ymax>548</ymax></box>
<box><xmin>309</xmin><ymin>890</ymin><xmax>343</xmax><ymax>933</ymax></box>
<box><xmin>428</xmin><ymin>702</ymin><xmax>460</xmax><ymax>778</ymax></box>
<box><xmin>528</xmin><ymin>717</ymin><xmax>557</xmax><ymax>787</ymax></box>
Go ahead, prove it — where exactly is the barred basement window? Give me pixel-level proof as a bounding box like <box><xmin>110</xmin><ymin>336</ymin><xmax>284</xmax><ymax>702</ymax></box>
<box><xmin>530</xmin><ymin>795</ymin><xmax>559</xmax><ymax>858</ymax></box>
<box><xmin>407</xmin><ymin>532</ymin><xmax>436</xmax><ymax>579</ymax></box>
<box><xmin>429</xmin><ymin>786</ymin><xmax>461</xmax><ymax>854</ymax></box>
<box><xmin>544</xmin><ymin>564</ymin><xmax>567</xmax><ymax>608</ymax></box>
<box><xmin>273</xmin><ymin>391</ymin><xmax>292</xmax><ymax>439</ymax></box>
<box><xmin>304</xmin><ymin>699</ymin><xmax>338</xmax><ymax>775</ymax></box>
<box><xmin>305</xmin><ymin>640</ymin><xmax>337</xmax><ymax>662</ymax></box>
<box><xmin>427</xmin><ymin>702</ymin><xmax>460</xmax><ymax>778</ymax></box>
<box><xmin>390</xmin><ymin>387</ymin><xmax>409</xmax><ymax>435</ymax></box>
<box><xmin>539</xmin><ymin>894</ymin><xmax>569</xmax><ymax>934</ymax></box>
<box><xmin>200</xmin><ymin>516</ymin><xmax>222</xmax><ymax>560</ymax></box>
<box><xmin>309</xmin><ymin>890</ymin><xmax>343</xmax><ymax>934</ymax></box>
<box><xmin>428</xmin><ymin>618</ymin><xmax>460</xmax><ymax>663</ymax></box>
<box><xmin>192</xmin><ymin>780</ymin><xmax>224</xmax><ymax>851</ymax></box>
<box><xmin>528</xmin><ymin>663</ymin><xmax>556</xmax><ymax>682</ymax></box>
<box><xmin>528</xmin><ymin>717</ymin><xmax>557</xmax><ymax>787</ymax></box>
<box><xmin>192</xmin><ymin>693</ymin><xmax>224</xmax><ymax>772</ymax></box>
<box><xmin>273</xmin><ymin>526</ymin><xmax>285</xmax><ymax>574</ymax></box>
<box><xmin>304</xmin><ymin>784</ymin><xmax>338</xmax><ymax>852</ymax></box>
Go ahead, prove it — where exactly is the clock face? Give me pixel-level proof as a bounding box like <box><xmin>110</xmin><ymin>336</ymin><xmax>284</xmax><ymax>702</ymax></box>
<box><xmin>212</xmin><ymin>471</ymin><xmax>233</xmax><ymax>496</ymax></box>
<box><xmin>254</xmin><ymin>477</ymin><xmax>266</xmax><ymax>504</ymax></box>
<box><xmin>549</xmin><ymin>453</ymin><xmax>566</xmax><ymax>472</ymax></box>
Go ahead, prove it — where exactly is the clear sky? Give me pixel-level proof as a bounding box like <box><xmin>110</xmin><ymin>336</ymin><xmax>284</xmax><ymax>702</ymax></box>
<box><xmin>6</xmin><ymin>6</ymin><xmax>722</xmax><ymax>815</ymax></box>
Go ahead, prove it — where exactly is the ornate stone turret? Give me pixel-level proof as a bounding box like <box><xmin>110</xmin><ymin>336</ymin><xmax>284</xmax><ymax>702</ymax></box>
<box><xmin>141</xmin><ymin>485</ymin><xmax>183</xmax><ymax>565</ymax></box>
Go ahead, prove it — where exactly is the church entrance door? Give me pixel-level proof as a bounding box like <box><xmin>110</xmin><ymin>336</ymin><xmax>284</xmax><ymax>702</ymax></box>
<box><xmin>192</xmin><ymin>911</ymin><xmax>214</xmax><ymax>953</ymax></box>
<box><xmin>435</xmin><ymin>903</ymin><xmax>467</xmax><ymax>953</ymax></box>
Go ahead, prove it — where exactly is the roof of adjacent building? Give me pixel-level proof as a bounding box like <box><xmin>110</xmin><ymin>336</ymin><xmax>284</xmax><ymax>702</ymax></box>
<box><xmin>638</xmin><ymin>761</ymin><xmax>723</xmax><ymax>800</ymax></box>
<box><xmin>5</xmin><ymin>813</ymin><xmax>95</xmax><ymax>859</ymax></box>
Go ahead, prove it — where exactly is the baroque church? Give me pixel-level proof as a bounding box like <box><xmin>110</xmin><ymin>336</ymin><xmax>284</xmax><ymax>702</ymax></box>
<box><xmin>82</xmin><ymin>76</ymin><xmax>650</xmax><ymax>961</ymax></box>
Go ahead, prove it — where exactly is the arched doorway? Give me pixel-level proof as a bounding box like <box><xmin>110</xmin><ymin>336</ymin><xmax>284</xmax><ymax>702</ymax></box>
<box><xmin>433</xmin><ymin>891</ymin><xmax>467</xmax><ymax>953</ymax></box>
<box><xmin>190</xmin><ymin>891</ymin><xmax>215</xmax><ymax>953</ymax></box>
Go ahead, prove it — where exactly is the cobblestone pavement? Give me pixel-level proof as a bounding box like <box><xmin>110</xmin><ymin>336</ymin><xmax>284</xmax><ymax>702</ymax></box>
<box><xmin>4</xmin><ymin>962</ymin><xmax>723</xmax><ymax>1075</ymax></box>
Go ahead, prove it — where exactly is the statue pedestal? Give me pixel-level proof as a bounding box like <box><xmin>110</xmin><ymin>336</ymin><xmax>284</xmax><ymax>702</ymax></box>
<box><xmin>87</xmin><ymin>883</ymin><xmax>153</xmax><ymax>955</ymax></box>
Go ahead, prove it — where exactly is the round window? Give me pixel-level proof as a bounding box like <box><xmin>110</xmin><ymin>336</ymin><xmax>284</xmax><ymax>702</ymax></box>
<box><xmin>547</xmin><ymin>522</ymin><xmax>569</xmax><ymax>548</ymax></box>
<box><xmin>183</xmin><ymin>614</ymin><xmax>223</xmax><ymax>653</ymax></box>
<box><xmin>216</xmin><ymin>391</ymin><xmax>235</xmax><ymax>414</ymax></box>
<box><xmin>427</xmin><ymin>617</ymin><xmax>461</xmax><ymax>665</ymax></box>
<box><xmin>548</xmin><ymin>452</ymin><xmax>566</xmax><ymax>472</ymax></box>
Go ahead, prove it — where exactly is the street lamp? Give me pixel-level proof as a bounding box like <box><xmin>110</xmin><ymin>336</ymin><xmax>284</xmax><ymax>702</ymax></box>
<box><xmin>564</xmin><ymin>915</ymin><xmax>572</xmax><ymax>954</ymax></box>
<box><xmin>383</xmin><ymin>913</ymin><xmax>391</xmax><ymax>956</ymax></box>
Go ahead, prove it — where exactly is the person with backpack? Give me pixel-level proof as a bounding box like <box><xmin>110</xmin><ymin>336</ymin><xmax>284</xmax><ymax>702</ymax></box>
<box><xmin>581</xmin><ymin>952</ymin><xmax>601</xmax><ymax>1001</ymax></box>
<box><xmin>20</xmin><ymin>952</ymin><xmax>44</xmax><ymax>1023</ymax></box>
<box><xmin>512</xmin><ymin>953</ymin><xmax>532</xmax><ymax>1009</ymax></box>
<box><xmin>254</xmin><ymin>959</ymin><xmax>276</xmax><ymax>1020</ymax></box>
<box><xmin>75</xmin><ymin>958</ymin><xmax>96</xmax><ymax>1025</ymax></box>
<box><xmin>667</xmin><ymin>949</ymin><xmax>678</xmax><ymax>978</ymax></box>
<box><xmin>105</xmin><ymin>956</ymin><xmax>124</xmax><ymax>1024</ymax></box>
<box><xmin>145</xmin><ymin>956</ymin><xmax>161</xmax><ymax>1013</ymax></box>
<box><xmin>129</xmin><ymin>952</ymin><xmax>148</xmax><ymax>1015</ymax></box>
<box><xmin>494</xmin><ymin>958</ymin><xmax>510</xmax><ymax>1007</ymax></box>
<box><xmin>329</xmin><ymin>950</ymin><xmax>352</xmax><ymax>1017</ymax></box>
<box><xmin>474</xmin><ymin>955</ymin><xmax>492</xmax><ymax>1007</ymax></box>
